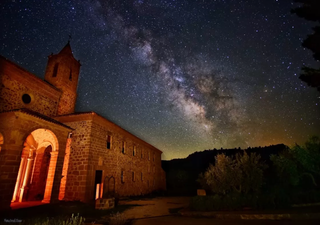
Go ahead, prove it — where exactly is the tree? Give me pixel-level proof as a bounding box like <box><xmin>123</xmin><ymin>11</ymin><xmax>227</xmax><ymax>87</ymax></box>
<box><xmin>270</xmin><ymin>136</ymin><xmax>320</xmax><ymax>187</ymax></box>
<box><xmin>235</xmin><ymin>152</ymin><xmax>267</xmax><ymax>194</ymax></box>
<box><xmin>292</xmin><ymin>0</ymin><xmax>320</xmax><ymax>92</ymax></box>
<box><xmin>198</xmin><ymin>152</ymin><xmax>267</xmax><ymax>195</ymax></box>
<box><xmin>197</xmin><ymin>154</ymin><xmax>237</xmax><ymax>195</ymax></box>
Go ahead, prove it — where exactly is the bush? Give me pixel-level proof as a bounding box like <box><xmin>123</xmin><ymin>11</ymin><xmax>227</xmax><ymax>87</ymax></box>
<box><xmin>190</xmin><ymin>196</ymin><xmax>207</xmax><ymax>211</ymax></box>
<box><xmin>190</xmin><ymin>194</ymin><xmax>244</xmax><ymax>211</ymax></box>
<box><xmin>270</xmin><ymin>136</ymin><xmax>320</xmax><ymax>188</ymax></box>
<box><xmin>191</xmin><ymin>137</ymin><xmax>320</xmax><ymax>212</ymax></box>
<box><xmin>108</xmin><ymin>212</ymin><xmax>127</xmax><ymax>225</ymax></box>
<box><xmin>290</xmin><ymin>189</ymin><xmax>320</xmax><ymax>205</ymax></box>
<box><xmin>190</xmin><ymin>190</ymin><xmax>293</xmax><ymax>212</ymax></box>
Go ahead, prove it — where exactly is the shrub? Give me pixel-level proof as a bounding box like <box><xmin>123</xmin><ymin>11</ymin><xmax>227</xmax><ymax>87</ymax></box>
<box><xmin>190</xmin><ymin>194</ymin><xmax>244</xmax><ymax>211</ymax></box>
<box><xmin>190</xmin><ymin>190</ymin><xmax>293</xmax><ymax>212</ymax></box>
<box><xmin>108</xmin><ymin>212</ymin><xmax>127</xmax><ymax>225</ymax></box>
<box><xmin>290</xmin><ymin>189</ymin><xmax>320</xmax><ymax>204</ymax></box>
<box><xmin>190</xmin><ymin>196</ymin><xmax>207</xmax><ymax>211</ymax></box>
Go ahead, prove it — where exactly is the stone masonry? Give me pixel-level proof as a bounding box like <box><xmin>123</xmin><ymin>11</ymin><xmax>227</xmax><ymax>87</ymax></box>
<box><xmin>55</xmin><ymin>112</ymin><xmax>166</xmax><ymax>202</ymax></box>
<box><xmin>0</xmin><ymin>42</ymin><xmax>166</xmax><ymax>211</ymax></box>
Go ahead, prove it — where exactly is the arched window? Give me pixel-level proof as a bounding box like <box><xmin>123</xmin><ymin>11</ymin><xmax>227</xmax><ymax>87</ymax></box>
<box><xmin>0</xmin><ymin>133</ymin><xmax>3</xmax><ymax>152</ymax></box>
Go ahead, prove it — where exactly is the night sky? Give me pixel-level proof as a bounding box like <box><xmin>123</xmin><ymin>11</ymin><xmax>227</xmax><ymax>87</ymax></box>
<box><xmin>1</xmin><ymin>0</ymin><xmax>319</xmax><ymax>160</ymax></box>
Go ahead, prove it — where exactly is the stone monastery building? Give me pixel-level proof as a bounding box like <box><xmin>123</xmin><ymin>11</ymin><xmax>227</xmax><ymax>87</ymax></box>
<box><xmin>0</xmin><ymin>42</ymin><xmax>166</xmax><ymax>211</ymax></box>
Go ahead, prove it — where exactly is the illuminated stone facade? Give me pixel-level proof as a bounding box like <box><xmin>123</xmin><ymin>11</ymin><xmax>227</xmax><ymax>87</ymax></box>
<box><xmin>0</xmin><ymin>43</ymin><xmax>166</xmax><ymax>211</ymax></box>
<box><xmin>55</xmin><ymin>113</ymin><xmax>165</xmax><ymax>202</ymax></box>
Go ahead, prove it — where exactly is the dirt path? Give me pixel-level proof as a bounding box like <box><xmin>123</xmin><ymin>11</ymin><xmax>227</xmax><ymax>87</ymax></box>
<box><xmin>118</xmin><ymin>197</ymin><xmax>190</xmax><ymax>219</ymax></box>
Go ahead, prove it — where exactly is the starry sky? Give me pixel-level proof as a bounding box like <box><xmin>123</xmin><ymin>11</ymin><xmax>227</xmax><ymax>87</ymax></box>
<box><xmin>1</xmin><ymin>0</ymin><xmax>319</xmax><ymax>160</ymax></box>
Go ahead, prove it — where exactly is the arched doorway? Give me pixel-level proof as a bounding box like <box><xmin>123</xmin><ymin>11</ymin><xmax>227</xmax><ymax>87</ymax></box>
<box><xmin>11</xmin><ymin>129</ymin><xmax>59</xmax><ymax>204</ymax></box>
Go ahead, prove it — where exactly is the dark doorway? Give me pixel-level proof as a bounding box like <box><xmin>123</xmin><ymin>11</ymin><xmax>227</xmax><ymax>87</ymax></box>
<box><xmin>94</xmin><ymin>170</ymin><xmax>102</xmax><ymax>200</ymax></box>
<box><xmin>28</xmin><ymin>145</ymin><xmax>52</xmax><ymax>201</ymax></box>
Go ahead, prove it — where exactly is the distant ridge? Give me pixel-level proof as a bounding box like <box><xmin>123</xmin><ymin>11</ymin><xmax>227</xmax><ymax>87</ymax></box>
<box><xmin>162</xmin><ymin>144</ymin><xmax>288</xmax><ymax>196</ymax></box>
<box><xmin>163</xmin><ymin>144</ymin><xmax>287</xmax><ymax>168</ymax></box>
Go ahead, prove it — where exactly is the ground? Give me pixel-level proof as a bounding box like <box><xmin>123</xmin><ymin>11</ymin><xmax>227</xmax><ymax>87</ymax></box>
<box><xmin>2</xmin><ymin>197</ymin><xmax>320</xmax><ymax>225</ymax></box>
<box><xmin>133</xmin><ymin>217</ymin><xmax>320</xmax><ymax>225</ymax></box>
<box><xmin>119</xmin><ymin>196</ymin><xmax>189</xmax><ymax>219</ymax></box>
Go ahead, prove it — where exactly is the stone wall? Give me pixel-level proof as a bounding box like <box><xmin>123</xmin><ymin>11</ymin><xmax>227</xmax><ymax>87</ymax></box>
<box><xmin>59</xmin><ymin>138</ymin><xmax>71</xmax><ymax>200</ymax></box>
<box><xmin>89</xmin><ymin>115</ymin><xmax>166</xmax><ymax>198</ymax></box>
<box><xmin>56</xmin><ymin>89</ymin><xmax>77</xmax><ymax>116</ymax></box>
<box><xmin>55</xmin><ymin>112</ymin><xmax>166</xmax><ymax>203</ymax></box>
<box><xmin>0</xmin><ymin>56</ymin><xmax>61</xmax><ymax>117</ymax></box>
<box><xmin>55</xmin><ymin>115</ymin><xmax>93</xmax><ymax>202</ymax></box>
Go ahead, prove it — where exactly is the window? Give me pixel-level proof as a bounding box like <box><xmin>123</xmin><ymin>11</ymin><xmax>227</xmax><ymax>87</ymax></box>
<box><xmin>69</xmin><ymin>68</ymin><xmax>72</xmax><ymax>81</ymax></box>
<box><xmin>52</xmin><ymin>63</ymin><xmax>58</xmax><ymax>77</ymax></box>
<box><xmin>0</xmin><ymin>133</ymin><xmax>3</xmax><ymax>152</ymax></box>
<box><xmin>148</xmin><ymin>151</ymin><xmax>150</xmax><ymax>160</ymax></box>
<box><xmin>122</xmin><ymin>141</ymin><xmax>126</xmax><ymax>154</ymax></box>
<box><xmin>121</xmin><ymin>170</ymin><xmax>125</xmax><ymax>183</ymax></box>
<box><xmin>106</xmin><ymin>135</ymin><xmax>112</xmax><ymax>149</ymax></box>
<box><xmin>22</xmin><ymin>94</ymin><xmax>31</xmax><ymax>104</ymax></box>
<box><xmin>153</xmin><ymin>153</ymin><xmax>155</xmax><ymax>162</ymax></box>
<box><xmin>132</xmin><ymin>172</ymin><xmax>135</xmax><ymax>182</ymax></box>
<box><xmin>133</xmin><ymin>146</ymin><xmax>136</xmax><ymax>156</ymax></box>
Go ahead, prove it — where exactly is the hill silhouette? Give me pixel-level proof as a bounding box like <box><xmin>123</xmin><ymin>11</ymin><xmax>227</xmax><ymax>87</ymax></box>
<box><xmin>161</xmin><ymin>144</ymin><xmax>288</xmax><ymax>196</ymax></box>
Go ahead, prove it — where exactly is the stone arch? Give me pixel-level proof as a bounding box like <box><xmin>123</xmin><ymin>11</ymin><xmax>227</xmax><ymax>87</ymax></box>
<box><xmin>11</xmin><ymin>128</ymin><xmax>59</xmax><ymax>203</ymax></box>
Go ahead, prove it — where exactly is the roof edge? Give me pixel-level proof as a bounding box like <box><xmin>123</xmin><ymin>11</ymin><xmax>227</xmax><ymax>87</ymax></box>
<box><xmin>55</xmin><ymin>111</ymin><xmax>163</xmax><ymax>154</ymax></box>
<box><xmin>0</xmin><ymin>108</ymin><xmax>73</xmax><ymax>130</ymax></box>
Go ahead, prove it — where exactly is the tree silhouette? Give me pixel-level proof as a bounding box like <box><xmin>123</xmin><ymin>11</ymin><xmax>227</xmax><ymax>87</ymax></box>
<box><xmin>292</xmin><ymin>0</ymin><xmax>320</xmax><ymax>92</ymax></box>
<box><xmin>198</xmin><ymin>152</ymin><xmax>267</xmax><ymax>195</ymax></box>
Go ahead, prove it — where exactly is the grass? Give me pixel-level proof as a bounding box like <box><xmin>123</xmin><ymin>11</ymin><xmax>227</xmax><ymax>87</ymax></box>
<box><xmin>0</xmin><ymin>201</ymin><xmax>139</xmax><ymax>224</ymax></box>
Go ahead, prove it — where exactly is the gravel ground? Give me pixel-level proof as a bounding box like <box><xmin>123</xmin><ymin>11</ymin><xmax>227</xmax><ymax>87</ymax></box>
<box><xmin>118</xmin><ymin>197</ymin><xmax>190</xmax><ymax>219</ymax></box>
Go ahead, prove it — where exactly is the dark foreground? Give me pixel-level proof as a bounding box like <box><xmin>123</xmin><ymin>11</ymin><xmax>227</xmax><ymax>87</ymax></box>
<box><xmin>1</xmin><ymin>197</ymin><xmax>320</xmax><ymax>225</ymax></box>
<box><xmin>133</xmin><ymin>216</ymin><xmax>320</xmax><ymax>225</ymax></box>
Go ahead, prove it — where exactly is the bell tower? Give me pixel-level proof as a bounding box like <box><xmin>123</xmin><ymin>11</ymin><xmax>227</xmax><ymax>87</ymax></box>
<box><xmin>44</xmin><ymin>42</ymin><xmax>81</xmax><ymax>116</ymax></box>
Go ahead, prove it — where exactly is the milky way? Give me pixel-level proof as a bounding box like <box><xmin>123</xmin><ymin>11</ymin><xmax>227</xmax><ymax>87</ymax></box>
<box><xmin>1</xmin><ymin>0</ymin><xmax>319</xmax><ymax>159</ymax></box>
